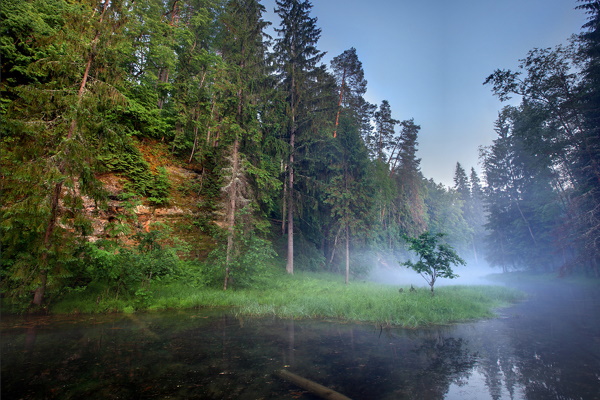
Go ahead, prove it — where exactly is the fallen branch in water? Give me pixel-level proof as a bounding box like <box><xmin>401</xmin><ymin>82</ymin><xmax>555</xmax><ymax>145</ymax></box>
<box><xmin>274</xmin><ymin>369</ymin><xmax>352</xmax><ymax>400</ymax></box>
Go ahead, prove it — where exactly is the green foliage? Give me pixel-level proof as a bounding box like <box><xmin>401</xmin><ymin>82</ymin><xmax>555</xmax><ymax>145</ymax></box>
<box><xmin>293</xmin><ymin>235</ymin><xmax>326</xmax><ymax>272</ymax></box>
<box><xmin>424</xmin><ymin>179</ymin><xmax>472</xmax><ymax>254</ymax></box>
<box><xmin>146</xmin><ymin>166</ymin><xmax>171</xmax><ymax>205</ymax></box>
<box><xmin>481</xmin><ymin>105</ymin><xmax>563</xmax><ymax>271</ymax></box>
<box><xmin>45</xmin><ymin>230</ymin><xmax>195</xmax><ymax>313</ymax></box>
<box><xmin>99</xmin><ymin>142</ymin><xmax>170</xmax><ymax>205</ymax></box>
<box><xmin>0</xmin><ymin>0</ymin><xmax>133</xmax><ymax>305</ymax></box>
<box><xmin>484</xmin><ymin>29</ymin><xmax>600</xmax><ymax>274</ymax></box>
<box><xmin>402</xmin><ymin>232</ymin><xmax>466</xmax><ymax>295</ymax></box>
<box><xmin>207</xmin><ymin>229</ymin><xmax>277</xmax><ymax>289</ymax></box>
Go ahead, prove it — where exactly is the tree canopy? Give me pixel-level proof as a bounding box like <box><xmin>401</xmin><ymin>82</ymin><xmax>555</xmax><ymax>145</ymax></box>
<box><xmin>402</xmin><ymin>232</ymin><xmax>466</xmax><ymax>295</ymax></box>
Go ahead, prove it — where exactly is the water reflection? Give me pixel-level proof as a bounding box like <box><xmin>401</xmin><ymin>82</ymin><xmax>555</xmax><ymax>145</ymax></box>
<box><xmin>2</xmin><ymin>282</ymin><xmax>599</xmax><ymax>399</ymax></box>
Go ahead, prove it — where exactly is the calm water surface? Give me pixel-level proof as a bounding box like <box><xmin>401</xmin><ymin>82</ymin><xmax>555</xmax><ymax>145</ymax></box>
<box><xmin>2</xmin><ymin>281</ymin><xmax>599</xmax><ymax>399</ymax></box>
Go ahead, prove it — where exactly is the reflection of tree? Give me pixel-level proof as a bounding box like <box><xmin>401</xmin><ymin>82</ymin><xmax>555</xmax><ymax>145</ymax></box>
<box><xmin>410</xmin><ymin>334</ymin><xmax>478</xmax><ymax>399</ymax></box>
<box><xmin>471</xmin><ymin>283</ymin><xmax>600</xmax><ymax>400</ymax></box>
<box><xmin>514</xmin><ymin>349</ymin><xmax>580</xmax><ymax>400</ymax></box>
<box><xmin>478</xmin><ymin>348</ymin><xmax>513</xmax><ymax>400</ymax></box>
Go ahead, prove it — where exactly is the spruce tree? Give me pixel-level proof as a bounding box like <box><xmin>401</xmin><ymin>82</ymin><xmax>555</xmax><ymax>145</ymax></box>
<box><xmin>482</xmin><ymin>107</ymin><xmax>561</xmax><ymax>271</ymax></box>
<box><xmin>273</xmin><ymin>0</ymin><xmax>325</xmax><ymax>274</ymax></box>
<box><xmin>394</xmin><ymin>119</ymin><xmax>426</xmax><ymax>237</ymax></box>
<box><xmin>484</xmin><ymin>39</ymin><xmax>599</xmax><ymax>273</ymax></box>
<box><xmin>1</xmin><ymin>0</ymin><xmax>129</xmax><ymax>305</ymax></box>
<box><xmin>424</xmin><ymin>179</ymin><xmax>471</xmax><ymax>252</ymax></box>
<box><xmin>216</xmin><ymin>0</ymin><xmax>273</xmax><ymax>288</ymax></box>
<box><xmin>453</xmin><ymin>163</ymin><xmax>470</xmax><ymax>201</ymax></box>
<box><xmin>469</xmin><ymin>168</ymin><xmax>487</xmax><ymax>264</ymax></box>
<box><xmin>325</xmin><ymin>115</ymin><xmax>372</xmax><ymax>283</ymax></box>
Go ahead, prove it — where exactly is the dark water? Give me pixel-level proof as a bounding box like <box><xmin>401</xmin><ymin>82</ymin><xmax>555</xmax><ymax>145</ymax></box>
<box><xmin>2</xmin><ymin>281</ymin><xmax>599</xmax><ymax>400</ymax></box>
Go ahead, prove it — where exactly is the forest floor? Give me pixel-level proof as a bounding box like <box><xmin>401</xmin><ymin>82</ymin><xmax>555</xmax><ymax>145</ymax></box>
<box><xmin>49</xmin><ymin>272</ymin><xmax>526</xmax><ymax>328</ymax></box>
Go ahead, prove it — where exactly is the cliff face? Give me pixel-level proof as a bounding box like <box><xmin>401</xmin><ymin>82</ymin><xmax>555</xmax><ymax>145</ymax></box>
<box><xmin>81</xmin><ymin>140</ymin><xmax>218</xmax><ymax>259</ymax></box>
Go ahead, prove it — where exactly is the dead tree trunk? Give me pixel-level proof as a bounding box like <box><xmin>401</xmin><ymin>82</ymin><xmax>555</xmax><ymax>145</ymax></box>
<box><xmin>275</xmin><ymin>369</ymin><xmax>352</xmax><ymax>400</ymax></box>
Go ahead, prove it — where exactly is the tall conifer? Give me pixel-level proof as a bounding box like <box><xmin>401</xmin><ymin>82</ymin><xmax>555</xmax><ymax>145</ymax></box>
<box><xmin>1</xmin><ymin>0</ymin><xmax>128</xmax><ymax>305</ymax></box>
<box><xmin>216</xmin><ymin>0</ymin><xmax>271</xmax><ymax>288</ymax></box>
<box><xmin>273</xmin><ymin>0</ymin><xmax>325</xmax><ymax>274</ymax></box>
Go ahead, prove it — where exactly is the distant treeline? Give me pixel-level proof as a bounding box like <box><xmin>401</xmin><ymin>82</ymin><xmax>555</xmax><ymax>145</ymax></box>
<box><xmin>1</xmin><ymin>0</ymin><xmax>598</xmax><ymax>306</ymax></box>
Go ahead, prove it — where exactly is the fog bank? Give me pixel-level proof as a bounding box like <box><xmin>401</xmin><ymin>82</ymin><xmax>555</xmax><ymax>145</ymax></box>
<box><xmin>367</xmin><ymin>260</ymin><xmax>499</xmax><ymax>288</ymax></box>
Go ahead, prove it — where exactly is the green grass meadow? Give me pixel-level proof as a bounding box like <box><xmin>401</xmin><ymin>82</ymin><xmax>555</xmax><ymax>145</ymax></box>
<box><xmin>50</xmin><ymin>272</ymin><xmax>525</xmax><ymax>328</ymax></box>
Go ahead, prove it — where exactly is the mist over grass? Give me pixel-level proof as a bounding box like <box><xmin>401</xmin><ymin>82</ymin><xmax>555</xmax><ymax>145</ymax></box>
<box><xmin>51</xmin><ymin>271</ymin><xmax>524</xmax><ymax>328</ymax></box>
<box><xmin>367</xmin><ymin>250</ymin><xmax>500</xmax><ymax>288</ymax></box>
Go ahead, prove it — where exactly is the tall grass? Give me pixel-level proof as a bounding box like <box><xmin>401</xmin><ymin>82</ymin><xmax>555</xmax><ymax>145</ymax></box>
<box><xmin>51</xmin><ymin>271</ymin><xmax>525</xmax><ymax>328</ymax></box>
<box><xmin>235</xmin><ymin>274</ymin><xmax>524</xmax><ymax>327</ymax></box>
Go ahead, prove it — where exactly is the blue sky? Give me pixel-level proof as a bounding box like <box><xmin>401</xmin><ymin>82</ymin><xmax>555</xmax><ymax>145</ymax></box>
<box><xmin>261</xmin><ymin>0</ymin><xmax>588</xmax><ymax>186</ymax></box>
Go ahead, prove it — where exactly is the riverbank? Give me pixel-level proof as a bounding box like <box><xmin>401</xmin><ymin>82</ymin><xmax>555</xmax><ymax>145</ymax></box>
<box><xmin>3</xmin><ymin>273</ymin><xmax>598</xmax><ymax>400</ymax></box>
<box><xmin>46</xmin><ymin>272</ymin><xmax>525</xmax><ymax>328</ymax></box>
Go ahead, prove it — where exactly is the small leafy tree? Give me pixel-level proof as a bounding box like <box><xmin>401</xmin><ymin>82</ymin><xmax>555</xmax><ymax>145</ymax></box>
<box><xmin>402</xmin><ymin>232</ymin><xmax>466</xmax><ymax>295</ymax></box>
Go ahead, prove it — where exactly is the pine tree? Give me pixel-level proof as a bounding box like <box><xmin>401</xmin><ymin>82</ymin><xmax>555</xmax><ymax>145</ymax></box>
<box><xmin>330</xmin><ymin>47</ymin><xmax>367</xmax><ymax>138</ymax></box>
<box><xmin>484</xmin><ymin>39</ymin><xmax>600</xmax><ymax>272</ymax></box>
<box><xmin>451</xmin><ymin>162</ymin><xmax>473</xmax><ymax>256</ymax></box>
<box><xmin>371</xmin><ymin>100</ymin><xmax>398</xmax><ymax>161</ymax></box>
<box><xmin>169</xmin><ymin>0</ymin><xmax>221</xmax><ymax>161</ymax></box>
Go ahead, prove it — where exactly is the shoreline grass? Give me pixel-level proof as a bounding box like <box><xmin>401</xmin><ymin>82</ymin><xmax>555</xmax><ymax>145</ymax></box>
<box><xmin>46</xmin><ymin>272</ymin><xmax>526</xmax><ymax>328</ymax></box>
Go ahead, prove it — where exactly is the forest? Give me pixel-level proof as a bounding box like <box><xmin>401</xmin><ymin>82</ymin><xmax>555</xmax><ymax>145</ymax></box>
<box><xmin>1</xmin><ymin>0</ymin><xmax>599</xmax><ymax>310</ymax></box>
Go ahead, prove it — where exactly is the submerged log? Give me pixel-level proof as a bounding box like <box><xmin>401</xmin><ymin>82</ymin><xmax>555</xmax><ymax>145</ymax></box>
<box><xmin>274</xmin><ymin>369</ymin><xmax>352</xmax><ymax>400</ymax></box>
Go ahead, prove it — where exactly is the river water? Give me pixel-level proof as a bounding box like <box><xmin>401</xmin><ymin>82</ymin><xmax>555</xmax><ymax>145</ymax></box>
<box><xmin>2</xmin><ymin>280</ymin><xmax>599</xmax><ymax>400</ymax></box>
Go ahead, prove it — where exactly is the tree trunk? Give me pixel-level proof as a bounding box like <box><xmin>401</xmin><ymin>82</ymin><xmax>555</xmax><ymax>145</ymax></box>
<box><xmin>281</xmin><ymin>169</ymin><xmax>287</xmax><ymax>235</ymax></box>
<box><xmin>287</xmin><ymin>75</ymin><xmax>296</xmax><ymax>274</ymax></box>
<box><xmin>223</xmin><ymin>267</ymin><xmax>230</xmax><ymax>290</ymax></box>
<box><xmin>275</xmin><ymin>369</ymin><xmax>352</xmax><ymax>400</ymax></box>
<box><xmin>328</xmin><ymin>225</ymin><xmax>342</xmax><ymax>268</ymax></box>
<box><xmin>286</xmin><ymin>139</ymin><xmax>294</xmax><ymax>274</ymax></box>
<box><xmin>345</xmin><ymin>225</ymin><xmax>349</xmax><ymax>284</ymax></box>
<box><xmin>32</xmin><ymin>270</ymin><xmax>48</xmax><ymax>307</ymax></box>
<box><xmin>157</xmin><ymin>68</ymin><xmax>169</xmax><ymax>109</ymax></box>
<box><xmin>333</xmin><ymin>68</ymin><xmax>346</xmax><ymax>138</ymax></box>
<box><xmin>514</xmin><ymin>199</ymin><xmax>537</xmax><ymax>245</ymax></box>
<box><xmin>224</xmin><ymin>132</ymin><xmax>240</xmax><ymax>289</ymax></box>
<box><xmin>32</xmin><ymin>181</ymin><xmax>63</xmax><ymax>306</ymax></box>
